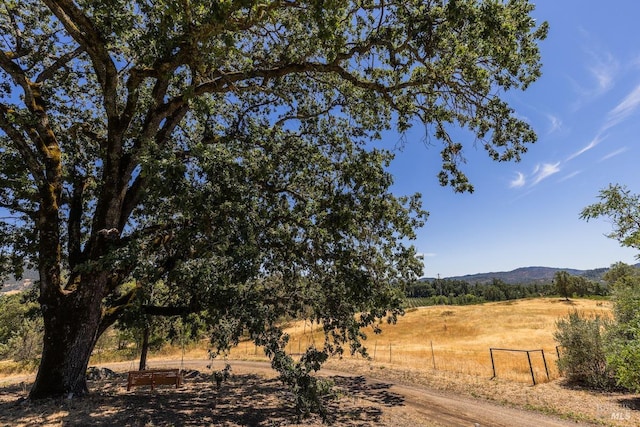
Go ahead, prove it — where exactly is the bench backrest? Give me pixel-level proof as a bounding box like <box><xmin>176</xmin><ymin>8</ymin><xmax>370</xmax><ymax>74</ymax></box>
<box><xmin>127</xmin><ymin>369</ymin><xmax>182</xmax><ymax>390</ymax></box>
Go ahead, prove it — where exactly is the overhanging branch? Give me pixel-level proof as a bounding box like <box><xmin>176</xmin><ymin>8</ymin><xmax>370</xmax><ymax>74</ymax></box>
<box><xmin>0</xmin><ymin>105</ymin><xmax>44</xmax><ymax>183</ymax></box>
<box><xmin>36</xmin><ymin>46</ymin><xmax>85</xmax><ymax>83</ymax></box>
<box><xmin>142</xmin><ymin>303</ymin><xmax>201</xmax><ymax>317</ymax></box>
<box><xmin>43</xmin><ymin>0</ymin><xmax>119</xmax><ymax>121</ymax></box>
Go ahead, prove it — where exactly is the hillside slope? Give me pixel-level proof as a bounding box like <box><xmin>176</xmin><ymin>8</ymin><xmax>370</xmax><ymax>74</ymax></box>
<box><xmin>423</xmin><ymin>265</ymin><xmax>625</xmax><ymax>284</ymax></box>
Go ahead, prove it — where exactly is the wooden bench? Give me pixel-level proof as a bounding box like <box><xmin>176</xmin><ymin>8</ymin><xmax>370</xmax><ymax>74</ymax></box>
<box><xmin>127</xmin><ymin>369</ymin><xmax>182</xmax><ymax>391</ymax></box>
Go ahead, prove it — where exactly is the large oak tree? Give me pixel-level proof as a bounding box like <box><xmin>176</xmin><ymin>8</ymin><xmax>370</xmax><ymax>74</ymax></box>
<box><xmin>0</xmin><ymin>0</ymin><xmax>547</xmax><ymax>402</ymax></box>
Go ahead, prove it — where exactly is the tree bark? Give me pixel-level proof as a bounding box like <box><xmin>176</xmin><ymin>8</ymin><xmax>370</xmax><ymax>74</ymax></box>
<box><xmin>29</xmin><ymin>281</ymin><xmax>105</xmax><ymax>399</ymax></box>
<box><xmin>139</xmin><ymin>322</ymin><xmax>150</xmax><ymax>371</ymax></box>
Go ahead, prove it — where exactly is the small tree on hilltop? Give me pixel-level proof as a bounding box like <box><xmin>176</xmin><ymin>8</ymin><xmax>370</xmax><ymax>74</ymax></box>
<box><xmin>553</xmin><ymin>270</ymin><xmax>574</xmax><ymax>301</ymax></box>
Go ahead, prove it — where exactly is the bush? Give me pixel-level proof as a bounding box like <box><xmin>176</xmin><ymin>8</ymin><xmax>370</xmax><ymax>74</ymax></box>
<box><xmin>3</xmin><ymin>318</ymin><xmax>42</xmax><ymax>361</ymax></box>
<box><xmin>0</xmin><ymin>293</ymin><xmax>42</xmax><ymax>362</ymax></box>
<box><xmin>605</xmin><ymin>276</ymin><xmax>640</xmax><ymax>392</ymax></box>
<box><xmin>606</xmin><ymin>336</ymin><xmax>640</xmax><ymax>392</ymax></box>
<box><xmin>554</xmin><ymin>311</ymin><xmax>617</xmax><ymax>389</ymax></box>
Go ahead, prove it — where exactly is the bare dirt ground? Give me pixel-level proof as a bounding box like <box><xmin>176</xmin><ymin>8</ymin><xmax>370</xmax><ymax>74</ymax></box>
<box><xmin>2</xmin><ymin>359</ymin><xmax>638</xmax><ymax>427</ymax></box>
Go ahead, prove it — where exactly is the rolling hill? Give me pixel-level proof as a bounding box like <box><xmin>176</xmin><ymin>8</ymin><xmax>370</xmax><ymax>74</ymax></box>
<box><xmin>423</xmin><ymin>265</ymin><xmax>629</xmax><ymax>284</ymax></box>
<box><xmin>1</xmin><ymin>269</ymin><xmax>38</xmax><ymax>294</ymax></box>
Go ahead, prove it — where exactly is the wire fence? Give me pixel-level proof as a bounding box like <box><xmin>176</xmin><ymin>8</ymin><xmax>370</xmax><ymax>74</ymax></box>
<box><xmin>359</xmin><ymin>340</ymin><xmax>561</xmax><ymax>384</ymax></box>
<box><xmin>228</xmin><ymin>337</ymin><xmax>562</xmax><ymax>385</ymax></box>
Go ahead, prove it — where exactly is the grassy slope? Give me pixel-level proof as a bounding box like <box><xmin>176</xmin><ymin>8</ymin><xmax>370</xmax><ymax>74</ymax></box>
<box><xmin>262</xmin><ymin>298</ymin><xmax>610</xmax><ymax>380</ymax></box>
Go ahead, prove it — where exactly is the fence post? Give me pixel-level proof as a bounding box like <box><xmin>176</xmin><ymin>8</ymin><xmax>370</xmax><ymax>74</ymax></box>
<box><xmin>541</xmin><ymin>349</ymin><xmax>550</xmax><ymax>380</ymax></box>
<box><xmin>389</xmin><ymin>343</ymin><xmax>392</xmax><ymax>363</ymax></box>
<box><xmin>490</xmin><ymin>348</ymin><xmax>496</xmax><ymax>379</ymax></box>
<box><xmin>491</xmin><ymin>348</ymin><xmax>546</xmax><ymax>384</ymax></box>
<box><xmin>373</xmin><ymin>341</ymin><xmax>377</xmax><ymax>361</ymax></box>
<box><xmin>431</xmin><ymin>340</ymin><xmax>436</xmax><ymax>370</ymax></box>
<box><xmin>526</xmin><ymin>351</ymin><xmax>536</xmax><ymax>386</ymax></box>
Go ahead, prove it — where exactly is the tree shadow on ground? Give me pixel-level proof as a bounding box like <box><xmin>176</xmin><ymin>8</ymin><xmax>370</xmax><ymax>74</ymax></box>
<box><xmin>0</xmin><ymin>372</ymin><xmax>405</xmax><ymax>426</ymax></box>
<box><xmin>617</xmin><ymin>397</ymin><xmax>640</xmax><ymax>411</ymax></box>
<box><xmin>332</xmin><ymin>375</ymin><xmax>404</xmax><ymax>407</ymax></box>
<box><xmin>555</xmin><ymin>377</ymin><xmax>627</xmax><ymax>394</ymax></box>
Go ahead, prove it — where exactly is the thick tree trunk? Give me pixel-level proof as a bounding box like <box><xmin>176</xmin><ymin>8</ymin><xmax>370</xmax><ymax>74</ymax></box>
<box><xmin>29</xmin><ymin>286</ymin><xmax>104</xmax><ymax>399</ymax></box>
<box><xmin>139</xmin><ymin>323</ymin><xmax>150</xmax><ymax>371</ymax></box>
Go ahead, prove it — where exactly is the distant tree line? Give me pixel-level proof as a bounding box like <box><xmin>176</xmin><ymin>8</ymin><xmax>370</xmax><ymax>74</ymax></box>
<box><xmin>406</xmin><ymin>273</ymin><xmax>609</xmax><ymax>306</ymax></box>
<box><xmin>551</xmin><ymin>271</ymin><xmax>609</xmax><ymax>300</ymax></box>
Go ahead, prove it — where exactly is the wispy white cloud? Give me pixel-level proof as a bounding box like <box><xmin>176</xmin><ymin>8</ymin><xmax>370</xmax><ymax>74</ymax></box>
<box><xmin>603</xmin><ymin>84</ymin><xmax>640</xmax><ymax>130</ymax></box>
<box><xmin>509</xmin><ymin>172</ymin><xmax>526</xmax><ymax>188</ymax></box>
<box><xmin>564</xmin><ymin>85</ymin><xmax>639</xmax><ymax>168</ymax></box>
<box><xmin>569</xmin><ymin>34</ymin><xmax>618</xmax><ymax>110</ymax></box>
<box><xmin>532</xmin><ymin>163</ymin><xmax>561</xmax><ymax>185</ymax></box>
<box><xmin>600</xmin><ymin>147</ymin><xmax>628</xmax><ymax>162</ymax></box>
<box><xmin>509</xmin><ymin>163</ymin><xmax>561</xmax><ymax>190</ymax></box>
<box><xmin>582</xmin><ymin>35</ymin><xmax>618</xmax><ymax>94</ymax></box>
<box><xmin>589</xmin><ymin>59</ymin><xmax>616</xmax><ymax>93</ymax></box>
<box><xmin>558</xmin><ymin>171</ymin><xmax>581</xmax><ymax>182</ymax></box>
<box><xmin>546</xmin><ymin>114</ymin><xmax>563</xmax><ymax>134</ymax></box>
<box><xmin>567</xmin><ymin>134</ymin><xmax>606</xmax><ymax>161</ymax></box>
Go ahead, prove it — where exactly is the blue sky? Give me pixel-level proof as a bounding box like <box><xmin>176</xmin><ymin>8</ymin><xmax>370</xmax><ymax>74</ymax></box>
<box><xmin>387</xmin><ymin>0</ymin><xmax>640</xmax><ymax>278</ymax></box>
<box><xmin>3</xmin><ymin>2</ymin><xmax>638</xmax><ymax>281</ymax></box>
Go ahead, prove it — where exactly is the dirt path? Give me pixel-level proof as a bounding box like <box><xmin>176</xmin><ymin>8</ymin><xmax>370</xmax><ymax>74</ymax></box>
<box><xmin>373</xmin><ymin>380</ymin><xmax>580</xmax><ymax>427</ymax></box>
<box><xmin>86</xmin><ymin>358</ymin><xmax>590</xmax><ymax>426</ymax></box>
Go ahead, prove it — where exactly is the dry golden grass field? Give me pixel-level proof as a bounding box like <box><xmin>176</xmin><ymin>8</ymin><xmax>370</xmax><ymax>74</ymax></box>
<box><xmin>226</xmin><ymin>297</ymin><xmax>612</xmax><ymax>385</ymax></box>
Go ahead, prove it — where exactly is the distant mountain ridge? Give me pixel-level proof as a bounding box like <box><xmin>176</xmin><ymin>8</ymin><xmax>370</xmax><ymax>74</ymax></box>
<box><xmin>1</xmin><ymin>269</ymin><xmax>38</xmax><ymax>294</ymax></box>
<box><xmin>425</xmin><ymin>264</ymin><xmax>638</xmax><ymax>284</ymax></box>
<box><xmin>3</xmin><ymin>265</ymin><xmax>639</xmax><ymax>293</ymax></box>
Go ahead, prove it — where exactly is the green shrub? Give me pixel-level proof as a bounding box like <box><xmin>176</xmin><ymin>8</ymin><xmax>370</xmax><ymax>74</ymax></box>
<box><xmin>554</xmin><ymin>311</ymin><xmax>617</xmax><ymax>390</ymax></box>
<box><xmin>0</xmin><ymin>293</ymin><xmax>42</xmax><ymax>362</ymax></box>
<box><xmin>605</xmin><ymin>277</ymin><xmax>640</xmax><ymax>392</ymax></box>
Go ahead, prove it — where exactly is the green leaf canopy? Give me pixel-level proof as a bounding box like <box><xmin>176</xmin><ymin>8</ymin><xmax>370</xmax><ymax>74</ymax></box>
<box><xmin>0</xmin><ymin>0</ymin><xmax>546</xmax><ymax>403</ymax></box>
